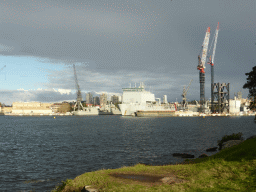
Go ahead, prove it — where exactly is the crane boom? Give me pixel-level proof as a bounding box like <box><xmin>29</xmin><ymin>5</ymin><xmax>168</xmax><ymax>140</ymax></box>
<box><xmin>73</xmin><ymin>64</ymin><xmax>83</xmax><ymax>111</ymax></box>
<box><xmin>182</xmin><ymin>79</ymin><xmax>193</xmax><ymax>110</ymax></box>
<box><xmin>197</xmin><ymin>27</ymin><xmax>210</xmax><ymax>73</ymax></box>
<box><xmin>73</xmin><ymin>64</ymin><xmax>80</xmax><ymax>92</ymax></box>
<box><xmin>184</xmin><ymin>79</ymin><xmax>193</xmax><ymax>95</ymax></box>
<box><xmin>211</xmin><ymin>22</ymin><xmax>219</xmax><ymax>65</ymax></box>
<box><xmin>0</xmin><ymin>65</ymin><xmax>6</xmax><ymax>80</ymax></box>
<box><xmin>201</xmin><ymin>27</ymin><xmax>211</xmax><ymax>69</ymax></box>
<box><xmin>1</xmin><ymin>65</ymin><xmax>6</xmax><ymax>71</ymax></box>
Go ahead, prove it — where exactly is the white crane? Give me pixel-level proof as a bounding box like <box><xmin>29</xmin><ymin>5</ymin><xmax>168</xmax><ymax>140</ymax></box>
<box><xmin>207</xmin><ymin>22</ymin><xmax>219</xmax><ymax>112</ymax></box>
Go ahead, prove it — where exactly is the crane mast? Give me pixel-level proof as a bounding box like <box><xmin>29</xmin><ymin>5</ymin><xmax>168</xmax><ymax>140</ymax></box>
<box><xmin>73</xmin><ymin>64</ymin><xmax>83</xmax><ymax>111</ymax></box>
<box><xmin>197</xmin><ymin>27</ymin><xmax>210</xmax><ymax>108</ymax></box>
<box><xmin>208</xmin><ymin>22</ymin><xmax>219</xmax><ymax>113</ymax></box>
<box><xmin>182</xmin><ymin>79</ymin><xmax>193</xmax><ymax>110</ymax></box>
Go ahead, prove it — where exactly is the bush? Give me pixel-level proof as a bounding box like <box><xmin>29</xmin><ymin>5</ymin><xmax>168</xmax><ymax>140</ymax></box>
<box><xmin>217</xmin><ymin>132</ymin><xmax>244</xmax><ymax>150</ymax></box>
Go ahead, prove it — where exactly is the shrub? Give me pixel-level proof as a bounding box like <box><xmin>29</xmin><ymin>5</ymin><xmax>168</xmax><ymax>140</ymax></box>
<box><xmin>217</xmin><ymin>132</ymin><xmax>244</xmax><ymax>150</ymax></box>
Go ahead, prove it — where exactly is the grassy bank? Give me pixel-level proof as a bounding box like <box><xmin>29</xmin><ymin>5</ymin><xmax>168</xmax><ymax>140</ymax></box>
<box><xmin>52</xmin><ymin>137</ymin><xmax>256</xmax><ymax>192</ymax></box>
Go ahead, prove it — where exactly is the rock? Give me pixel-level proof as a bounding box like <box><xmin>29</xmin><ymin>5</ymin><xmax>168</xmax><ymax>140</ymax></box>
<box><xmin>181</xmin><ymin>154</ymin><xmax>194</xmax><ymax>158</ymax></box>
<box><xmin>221</xmin><ymin>140</ymin><xmax>244</xmax><ymax>150</ymax></box>
<box><xmin>172</xmin><ymin>153</ymin><xmax>183</xmax><ymax>157</ymax></box>
<box><xmin>172</xmin><ymin>153</ymin><xmax>194</xmax><ymax>158</ymax></box>
<box><xmin>81</xmin><ymin>186</ymin><xmax>98</xmax><ymax>192</ymax></box>
<box><xmin>246</xmin><ymin>135</ymin><xmax>256</xmax><ymax>140</ymax></box>
<box><xmin>206</xmin><ymin>147</ymin><xmax>218</xmax><ymax>152</ymax></box>
<box><xmin>198</xmin><ymin>154</ymin><xmax>208</xmax><ymax>158</ymax></box>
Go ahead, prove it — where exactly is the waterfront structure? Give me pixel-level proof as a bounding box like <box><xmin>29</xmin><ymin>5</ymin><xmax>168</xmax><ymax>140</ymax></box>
<box><xmin>93</xmin><ymin>96</ymin><xmax>100</xmax><ymax>106</ymax></box>
<box><xmin>2</xmin><ymin>106</ymin><xmax>15</xmax><ymax>114</ymax></box>
<box><xmin>72</xmin><ymin>106</ymin><xmax>99</xmax><ymax>115</ymax></box>
<box><xmin>163</xmin><ymin>95</ymin><xmax>168</xmax><ymax>104</ymax></box>
<box><xmin>50</xmin><ymin>103</ymin><xmax>62</xmax><ymax>113</ymax></box>
<box><xmin>212</xmin><ymin>82</ymin><xmax>230</xmax><ymax>113</ymax></box>
<box><xmin>229</xmin><ymin>97</ymin><xmax>241</xmax><ymax>114</ymax></box>
<box><xmin>86</xmin><ymin>92</ymin><xmax>93</xmax><ymax>104</ymax></box>
<box><xmin>72</xmin><ymin>64</ymin><xmax>99</xmax><ymax>116</ymax></box>
<box><xmin>0</xmin><ymin>105</ymin><xmax>5</xmax><ymax>115</ymax></box>
<box><xmin>240</xmin><ymin>100</ymin><xmax>250</xmax><ymax>114</ymax></box>
<box><xmin>111</xmin><ymin>95</ymin><xmax>119</xmax><ymax>104</ymax></box>
<box><xmin>100</xmin><ymin>93</ymin><xmax>107</xmax><ymax>106</ymax></box>
<box><xmin>12</xmin><ymin>102</ymin><xmax>53</xmax><ymax>115</ymax></box>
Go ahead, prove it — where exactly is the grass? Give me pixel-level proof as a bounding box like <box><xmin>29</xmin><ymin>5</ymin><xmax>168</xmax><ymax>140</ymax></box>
<box><xmin>52</xmin><ymin>137</ymin><xmax>256</xmax><ymax>192</ymax></box>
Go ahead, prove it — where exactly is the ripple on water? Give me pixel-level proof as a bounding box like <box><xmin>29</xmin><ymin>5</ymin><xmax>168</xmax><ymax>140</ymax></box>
<box><xmin>0</xmin><ymin>116</ymin><xmax>255</xmax><ymax>191</ymax></box>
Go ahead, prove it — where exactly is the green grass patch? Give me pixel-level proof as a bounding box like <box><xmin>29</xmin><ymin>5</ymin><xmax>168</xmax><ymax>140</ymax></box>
<box><xmin>52</xmin><ymin>137</ymin><xmax>256</xmax><ymax>192</ymax></box>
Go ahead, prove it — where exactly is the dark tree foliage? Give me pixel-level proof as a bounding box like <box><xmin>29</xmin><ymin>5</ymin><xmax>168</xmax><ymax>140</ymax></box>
<box><xmin>243</xmin><ymin>66</ymin><xmax>256</xmax><ymax>110</ymax></box>
<box><xmin>58</xmin><ymin>103</ymin><xmax>72</xmax><ymax>113</ymax></box>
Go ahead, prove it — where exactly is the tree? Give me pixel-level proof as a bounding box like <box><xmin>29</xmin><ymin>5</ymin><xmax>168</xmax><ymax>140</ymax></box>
<box><xmin>114</xmin><ymin>102</ymin><xmax>122</xmax><ymax>109</ymax></box>
<box><xmin>243</xmin><ymin>66</ymin><xmax>256</xmax><ymax>110</ymax></box>
<box><xmin>57</xmin><ymin>103</ymin><xmax>71</xmax><ymax>113</ymax></box>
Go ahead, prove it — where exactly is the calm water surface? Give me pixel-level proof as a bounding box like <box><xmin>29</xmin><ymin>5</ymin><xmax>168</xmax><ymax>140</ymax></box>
<box><xmin>0</xmin><ymin>115</ymin><xmax>255</xmax><ymax>191</ymax></box>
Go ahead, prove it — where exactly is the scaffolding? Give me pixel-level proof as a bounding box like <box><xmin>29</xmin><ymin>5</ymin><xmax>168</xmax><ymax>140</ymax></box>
<box><xmin>212</xmin><ymin>83</ymin><xmax>230</xmax><ymax>113</ymax></box>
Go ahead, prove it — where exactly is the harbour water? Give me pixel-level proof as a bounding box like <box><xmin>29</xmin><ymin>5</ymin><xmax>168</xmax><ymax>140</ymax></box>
<box><xmin>0</xmin><ymin>115</ymin><xmax>255</xmax><ymax>191</ymax></box>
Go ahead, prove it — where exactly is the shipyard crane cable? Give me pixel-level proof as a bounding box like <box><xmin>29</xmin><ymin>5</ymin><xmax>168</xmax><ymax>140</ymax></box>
<box><xmin>0</xmin><ymin>65</ymin><xmax>6</xmax><ymax>80</ymax></box>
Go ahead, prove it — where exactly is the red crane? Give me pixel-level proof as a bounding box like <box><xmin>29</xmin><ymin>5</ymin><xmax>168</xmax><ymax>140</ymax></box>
<box><xmin>197</xmin><ymin>27</ymin><xmax>211</xmax><ymax>107</ymax></box>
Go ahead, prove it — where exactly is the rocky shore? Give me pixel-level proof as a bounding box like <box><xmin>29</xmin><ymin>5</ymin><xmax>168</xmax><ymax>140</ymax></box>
<box><xmin>172</xmin><ymin>135</ymin><xmax>256</xmax><ymax>159</ymax></box>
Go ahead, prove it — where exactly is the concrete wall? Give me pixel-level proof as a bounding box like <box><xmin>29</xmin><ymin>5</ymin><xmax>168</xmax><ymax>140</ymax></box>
<box><xmin>12</xmin><ymin>109</ymin><xmax>53</xmax><ymax>114</ymax></box>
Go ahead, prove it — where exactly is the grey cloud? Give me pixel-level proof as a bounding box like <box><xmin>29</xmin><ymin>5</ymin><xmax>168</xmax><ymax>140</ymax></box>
<box><xmin>0</xmin><ymin>0</ymin><xmax>254</xmax><ymax>104</ymax></box>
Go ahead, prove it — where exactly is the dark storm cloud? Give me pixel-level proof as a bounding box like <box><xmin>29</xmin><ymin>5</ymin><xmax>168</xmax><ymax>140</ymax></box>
<box><xmin>0</xmin><ymin>0</ymin><xmax>255</xmax><ymax>104</ymax></box>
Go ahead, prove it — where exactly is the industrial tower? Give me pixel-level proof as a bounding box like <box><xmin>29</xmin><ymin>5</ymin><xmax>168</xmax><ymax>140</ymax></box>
<box><xmin>197</xmin><ymin>27</ymin><xmax>211</xmax><ymax>108</ymax></box>
<box><xmin>73</xmin><ymin>64</ymin><xmax>83</xmax><ymax>111</ymax></box>
<box><xmin>208</xmin><ymin>22</ymin><xmax>219</xmax><ymax>112</ymax></box>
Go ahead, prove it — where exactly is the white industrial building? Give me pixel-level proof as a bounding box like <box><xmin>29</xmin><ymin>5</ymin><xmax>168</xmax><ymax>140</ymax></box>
<box><xmin>163</xmin><ymin>95</ymin><xmax>168</xmax><ymax>104</ymax></box>
<box><xmin>229</xmin><ymin>97</ymin><xmax>241</xmax><ymax>114</ymax></box>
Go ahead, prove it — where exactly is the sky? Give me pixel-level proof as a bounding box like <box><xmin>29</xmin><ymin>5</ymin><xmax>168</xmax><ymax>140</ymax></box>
<box><xmin>0</xmin><ymin>0</ymin><xmax>255</xmax><ymax>105</ymax></box>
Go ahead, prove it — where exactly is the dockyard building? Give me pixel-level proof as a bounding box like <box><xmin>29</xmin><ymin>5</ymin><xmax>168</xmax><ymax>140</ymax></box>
<box><xmin>100</xmin><ymin>93</ymin><xmax>107</xmax><ymax>106</ymax></box>
<box><xmin>12</xmin><ymin>102</ymin><xmax>53</xmax><ymax>115</ymax></box>
<box><xmin>111</xmin><ymin>95</ymin><xmax>119</xmax><ymax>104</ymax></box>
<box><xmin>93</xmin><ymin>96</ymin><xmax>100</xmax><ymax>106</ymax></box>
<box><xmin>86</xmin><ymin>92</ymin><xmax>93</xmax><ymax>104</ymax></box>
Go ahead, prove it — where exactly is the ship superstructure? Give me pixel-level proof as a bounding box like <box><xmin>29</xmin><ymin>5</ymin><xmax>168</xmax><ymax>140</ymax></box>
<box><xmin>118</xmin><ymin>83</ymin><xmax>175</xmax><ymax>116</ymax></box>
